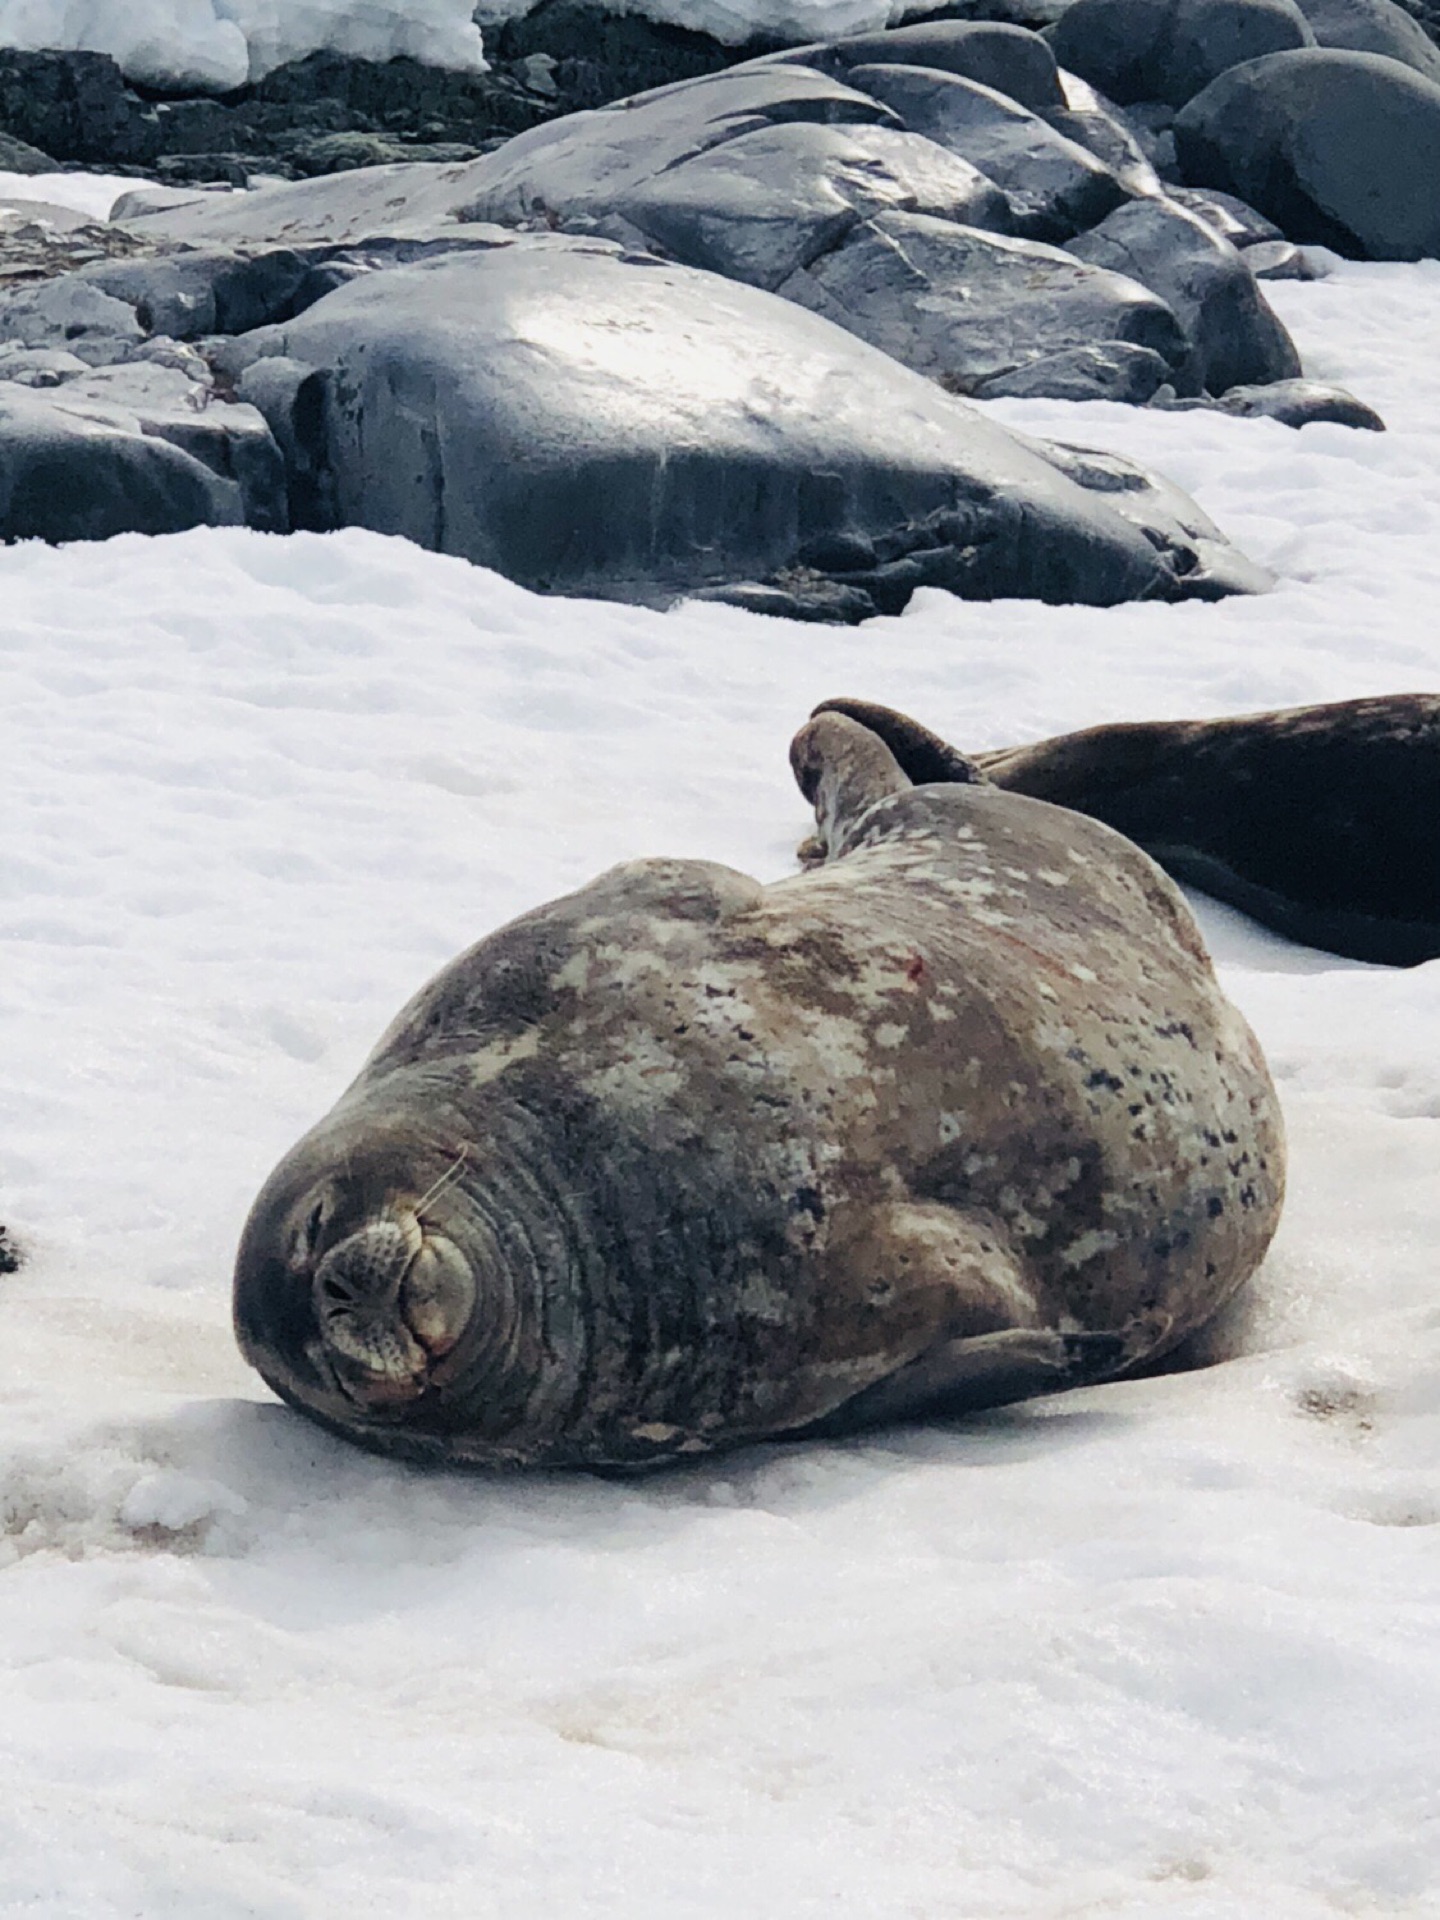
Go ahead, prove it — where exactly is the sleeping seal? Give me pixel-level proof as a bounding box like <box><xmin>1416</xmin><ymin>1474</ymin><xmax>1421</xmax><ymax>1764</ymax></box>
<box><xmin>816</xmin><ymin>693</ymin><xmax>1440</xmax><ymax>965</ymax></box>
<box><xmin>233</xmin><ymin>712</ymin><xmax>1284</xmax><ymax>1469</ymax></box>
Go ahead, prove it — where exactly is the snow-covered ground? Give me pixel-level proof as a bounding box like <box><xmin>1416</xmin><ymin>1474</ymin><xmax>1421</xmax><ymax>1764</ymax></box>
<box><xmin>2</xmin><ymin>160</ymin><xmax>1439</xmax><ymax>1914</ymax></box>
<box><xmin>0</xmin><ymin>0</ymin><xmax>932</xmax><ymax>89</ymax></box>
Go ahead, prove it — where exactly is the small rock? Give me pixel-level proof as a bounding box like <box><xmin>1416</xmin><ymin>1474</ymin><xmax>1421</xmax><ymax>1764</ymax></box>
<box><xmin>1218</xmin><ymin>377</ymin><xmax>1386</xmax><ymax>427</ymax></box>
<box><xmin>0</xmin><ymin>275</ymin><xmax>144</xmax><ymax>365</ymax></box>
<box><xmin>1243</xmin><ymin>238</ymin><xmax>1322</xmax><ymax>278</ymax></box>
<box><xmin>517</xmin><ymin>53</ymin><xmax>561</xmax><ymax>97</ymax></box>
<box><xmin>975</xmin><ymin>340</ymin><xmax>1173</xmax><ymax>400</ymax></box>
<box><xmin>0</xmin><ymin>342</ymin><xmax>89</xmax><ymax>387</ymax></box>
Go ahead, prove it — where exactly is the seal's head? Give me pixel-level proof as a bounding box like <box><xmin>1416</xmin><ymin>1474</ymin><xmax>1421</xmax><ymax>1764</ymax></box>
<box><xmin>233</xmin><ymin>1119</ymin><xmax>488</xmax><ymax>1438</ymax></box>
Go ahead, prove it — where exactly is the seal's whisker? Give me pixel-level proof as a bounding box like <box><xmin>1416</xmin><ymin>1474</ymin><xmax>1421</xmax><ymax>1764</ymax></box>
<box><xmin>415</xmin><ymin>1148</ymin><xmax>468</xmax><ymax>1222</ymax></box>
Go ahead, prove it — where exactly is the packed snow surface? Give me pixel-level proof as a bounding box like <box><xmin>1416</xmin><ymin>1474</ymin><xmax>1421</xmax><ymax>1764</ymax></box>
<box><xmin>0</xmin><ymin>0</ymin><xmax>488</xmax><ymax>90</ymax></box>
<box><xmin>2</xmin><ymin>186</ymin><xmax>1440</xmax><ymax>1914</ymax></box>
<box><xmin>0</xmin><ymin>0</ymin><xmax>935</xmax><ymax>87</ymax></box>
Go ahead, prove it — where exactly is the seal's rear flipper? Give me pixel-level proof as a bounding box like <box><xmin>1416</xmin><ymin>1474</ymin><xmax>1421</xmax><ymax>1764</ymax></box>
<box><xmin>790</xmin><ymin>710</ymin><xmax>915</xmax><ymax>860</ymax></box>
<box><xmin>810</xmin><ymin>698</ymin><xmax>984</xmax><ymax>787</ymax></box>
<box><xmin>806</xmin><ymin>1329</ymin><xmax>1129</xmax><ymax>1437</ymax></box>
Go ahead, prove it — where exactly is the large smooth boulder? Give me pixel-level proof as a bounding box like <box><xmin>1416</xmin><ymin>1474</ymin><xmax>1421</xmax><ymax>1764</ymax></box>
<box><xmin>842</xmin><ymin>62</ymin><xmax>1131</xmax><ymax>237</ymax></box>
<box><xmin>780</xmin><ymin>209</ymin><xmax>1187</xmax><ymax>396</ymax></box>
<box><xmin>1174</xmin><ymin>48</ymin><xmax>1440</xmax><ymax>258</ymax></box>
<box><xmin>797</xmin><ymin>20</ymin><xmax>1069</xmax><ymax>113</ymax></box>
<box><xmin>1049</xmin><ymin>0</ymin><xmax>1316</xmax><ymax>106</ymax></box>
<box><xmin>586</xmin><ymin>120</ymin><xmax>1012</xmax><ymax>290</ymax></box>
<box><xmin>453</xmin><ymin>64</ymin><xmax>904</xmax><ymax>229</ymax></box>
<box><xmin>1293</xmin><ymin>0</ymin><xmax>1440</xmax><ymax>83</ymax></box>
<box><xmin>229</xmin><ymin>240</ymin><xmax>1265</xmax><ymax>609</ymax></box>
<box><xmin>1066</xmin><ymin>195</ymin><xmax>1301</xmax><ymax>393</ymax></box>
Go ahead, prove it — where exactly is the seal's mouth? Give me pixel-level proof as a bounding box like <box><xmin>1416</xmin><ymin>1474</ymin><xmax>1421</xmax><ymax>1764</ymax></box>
<box><xmin>310</xmin><ymin>1211</ymin><xmax>477</xmax><ymax>1407</ymax></box>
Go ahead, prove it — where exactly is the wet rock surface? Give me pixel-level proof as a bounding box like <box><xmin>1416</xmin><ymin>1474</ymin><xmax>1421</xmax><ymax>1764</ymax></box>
<box><xmin>234</xmin><ymin>241</ymin><xmax>1272</xmax><ymax>611</ymax></box>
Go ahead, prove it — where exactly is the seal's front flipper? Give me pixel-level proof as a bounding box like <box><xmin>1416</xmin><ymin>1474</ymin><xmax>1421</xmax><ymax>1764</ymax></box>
<box><xmin>810</xmin><ymin>698</ymin><xmax>984</xmax><ymax>788</ymax></box>
<box><xmin>809</xmin><ymin>1329</ymin><xmax>1128</xmax><ymax>1437</ymax></box>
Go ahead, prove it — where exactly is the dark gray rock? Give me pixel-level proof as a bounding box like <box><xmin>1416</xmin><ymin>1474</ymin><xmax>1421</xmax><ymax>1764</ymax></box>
<box><xmin>613</xmin><ymin>121</ymin><xmax>1011</xmax><ymax>289</ymax></box>
<box><xmin>1036</xmin><ymin>437</ymin><xmax>1269</xmax><ymax>595</ymax></box>
<box><xmin>0</xmin><ymin>382</ymin><xmax>242</xmax><ymax>541</ymax></box>
<box><xmin>235</xmin><ymin>354</ymin><xmax>333</xmax><ymax>527</ymax></box>
<box><xmin>239</xmin><ymin>240</ymin><xmax>1264</xmax><ymax>608</ymax></box>
<box><xmin>1243</xmin><ymin>238</ymin><xmax>1322</xmax><ymax>278</ymax></box>
<box><xmin>289</xmin><ymin>132</ymin><xmax>483</xmax><ymax>175</ymax></box>
<box><xmin>445</xmin><ymin>63</ymin><xmax>903</xmax><ymax>230</ymax></box>
<box><xmin>1066</xmin><ymin>195</ymin><xmax>1301</xmax><ymax>393</ymax></box>
<box><xmin>1165</xmin><ymin>183</ymin><xmax>1283</xmax><ymax>243</ymax></box>
<box><xmin>0</xmin><ymin>130</ymin><xmax>56</xmax><ymax>173</ymax></box>
<box><xmin>75</xmin><ymin>248</ymin><xmax>318</xmax><ymax>341</ymax></box>
<box><xmin>0</xmin><ymin>343</ymin><xmax>90</xmax><ymax>387</ymax></box>
<box><xmin>1218</xmin><ymin>377</ymin><xmax>1386</xmax><ymax>426</ymax></box>
<box><xmin>1048</xmin><ymin>0</ymin><xmax>1316</xmax><ymax>105</ymax></box>
<box><xmin>816</xmin><ymin>21</ymin><xmax>1069</xmax><ymax>112</ymax></box>
<box><xmin>44</xmin><ymin>361</ymin><xmax>289</xmax><ymax>530</ymax></box>
<box><xmin>0</xmin><ymin>50</ymin><xmax>161</xmax><ymax>167</ymax></box>
<box><xmin>493</xmin><ymin>0</ymin><xmax>755</xmax><ymax>106</ymax></box>
<box><xmin>1294</xmin><ymin>0</ymin><xmax>1440</xmax><ymax>79</ymax></box>
<box><xmin>1154</xmin><ymin>375</ymin><xmax>1386</xmax><ymax>424</ymax></box>
<box><xmin>682</xmin><ymin>576</ymin><xmax>881</xmax><ymax>623</ymax></box>
<box><xmin>0</xmin><ymin>276</ymin><xmax>144</xmax><ymax>366</ymax></box>
<box><xmin>781</xmin><ymin>208</ymin><xmax>1187</xmax><ymax>393</ymax></box>
<box><xmin>1174</xmin><ymin>47</ymin><xmax>1440</xmax><ymax>258</ymax></box>
<box><xmin>1043</xmin><ymin>71</ymin><xmax>1165</xmax><ymax>193</ymax></box>
<box><xmin>843</xmin><ymin>61</ymin><xmax>1131</xmax><ymax>237</ymax></box>
<box><xmin>975</xmin><ymin>340</ymin><xmax>1174</xmax><ymax>399</ymax></box>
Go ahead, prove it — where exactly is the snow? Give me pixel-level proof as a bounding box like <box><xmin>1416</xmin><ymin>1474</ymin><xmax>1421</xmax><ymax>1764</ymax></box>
<box><xmin>0</xmin><ymin>0</ymin><xmax>488</xmax><ymax>91</ymax></box>
<box><xmin>1</xmin><ymin>208</ymin><xmax>1439</xmax><ymax>1913</ymax></box>
<box><xmin>0</xmin><ymin>169</ymin><xmax>151</xmax><ymax>222</ymax></box>
<box><xmin>0</xmin><ymin>0</ymin><xmax>932</xmax><ymax>88</ymax></box>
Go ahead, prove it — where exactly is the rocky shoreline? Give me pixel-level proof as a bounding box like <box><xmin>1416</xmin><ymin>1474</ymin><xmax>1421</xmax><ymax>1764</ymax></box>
<box><xmin>0</xmin><ymin>3</ymin><xmax>1057</xmax><ymax>187</ymax></box>
<box><xmin>0</xmin><ymin>0</ymin><xmax>1435</xmax><ymax>618</ymax></box>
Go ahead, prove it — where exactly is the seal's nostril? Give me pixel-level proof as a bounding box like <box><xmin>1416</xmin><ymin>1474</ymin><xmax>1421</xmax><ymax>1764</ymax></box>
<box><xmin>311</xmin><ymin>1215</ymin><xmax>434</xmax><ymax>1394</ymax></box>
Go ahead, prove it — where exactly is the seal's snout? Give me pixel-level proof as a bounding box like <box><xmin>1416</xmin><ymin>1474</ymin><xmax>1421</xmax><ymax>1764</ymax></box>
<box><xmin>312</xmin><ymin>1211</ymin><xmax>478</xmax><ymax>1403</ymax></box>
<box><xmin>314</xmin><ymin>1217</ymin><xmax>426</xmax><ymax>1393</ymax></box>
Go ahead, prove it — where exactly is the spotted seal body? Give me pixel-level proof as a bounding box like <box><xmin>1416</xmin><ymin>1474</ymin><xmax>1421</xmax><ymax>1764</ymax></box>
<box><xmin>233</xmin><ymin>713</ymin><xmax>1284</xmax><ymax>1469</ymax></box>
<box><xmin>819</xmin><ymin>694</ymin><xmax>1440</xmax><ymax>965</ymax></box>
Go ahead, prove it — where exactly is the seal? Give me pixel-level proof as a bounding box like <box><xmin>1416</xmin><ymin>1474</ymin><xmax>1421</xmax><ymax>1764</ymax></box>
<box><xmin>814</xmin><ymin>693</ymin><xmax>1440</xmax><ymax>965</ymax></box>
<box><xmin>233</xmin><ymin>711</ymin><xmax>1284</xmax><ymax>1469</ymax></box>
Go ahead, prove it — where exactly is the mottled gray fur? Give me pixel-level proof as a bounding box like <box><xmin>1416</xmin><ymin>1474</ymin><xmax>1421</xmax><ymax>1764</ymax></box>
<box><xmin>233</xmin><ymin>713</ymin><xmax>1284</xmax><ymax>1468</ymax></box>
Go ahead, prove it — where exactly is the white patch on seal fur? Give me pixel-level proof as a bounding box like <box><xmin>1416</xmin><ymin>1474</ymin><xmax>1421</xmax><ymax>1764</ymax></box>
<box><xmin>468</xmin><ymin>1027</ymin><xmax>543</xmax><ymax>1087</ymax></box>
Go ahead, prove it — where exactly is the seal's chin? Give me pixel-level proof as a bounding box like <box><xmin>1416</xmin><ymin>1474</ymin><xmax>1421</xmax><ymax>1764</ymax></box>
<box><xmin>310</xmin><ymin>1211</ymin><xmax>477</xmax><ymax>1408</ymax></box>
